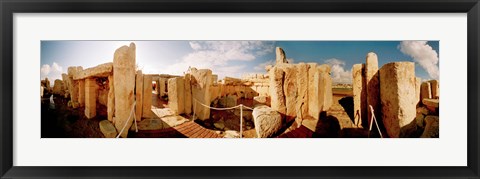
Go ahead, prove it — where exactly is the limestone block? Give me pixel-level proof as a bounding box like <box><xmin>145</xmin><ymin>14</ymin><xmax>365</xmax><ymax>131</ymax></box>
<box><xmin>73</xmin><ymin>62</ymin><xmax>113</xmax><ymax>80</ymax></box>
<box><xmin>295</xmin><ymin>63</ymin><xmax>309</xmax><ymax>122</ymax></box>
<box><xmin>269</xmin><ymin>65</ymin><xmax>286</xmax><ymax>118</ymax></box>
<box><xmin>420</xmin><ymin>82</ymin><xmax>432</xmax><ymax>101</ymax></box>
<box><xmin>420</xmin><ymin>115</ymin><xmax>439</xmax><ymax>138</ymax></box>
<box><xmin>135</xmin><ymin>71</ymin><xmax>143</xmax><ymax>122</ymax></box>
<box><xmin>282</xmin><ymin>64</ymin><xmax>298</xmax><ymax>123</ymax></box>
<box><xmin>190</xmin><ymin>68</ymin><xmax>212</xmax><ymax>120</ymax></box>
<box><xmin>107</xmin><ymin>75</ymin><xmax>115</xmax><ymax>122</ymax></box>
<box><xmin>52</xmin><ymin>79</ymin><xmax>64</xmax><ymax>95</ymax></box>
<box><xmin>379</xmin><ymin>62</ymin><xmax>416</xmax><ymax>138</ymax></box>
<box><xmin>142</xmin><ymin>75</ymin><xmax>153</xmax><ymax>118</ymax></box>
<box><xmin>98</xmin><ymin>89</ymin><xmax>108</xmax><ymax>106</ymax></box>
<box><xmin>307</xmin><ymin>63</ymin><xmax>320</xmax><ymax>120</ymax></box>
<box><xmin>99</xmin><ymin>120</ymin><xmax>117</xmax><ymax>138</ymax></box>
<box><xmin>275</xmin><ymin>47</ymin><xmax>288</xmax><ymax>64</ymax></box>
<box><xmin>78</xmin><ymin>80</ymin><xmax>85</xmax><ymax>107</ymax></box>
<box><xmin>352</xmin><ymin>64</ymin><xmax>367</xmax><ymax>127</ymax></box>
<box><xmin>41</xmin><ymin>86</ymin><xmax>44</xmax><ymax>98</ymax></box>
<box><xmin>219</xmin><ymin>95</ymin><xmax>237</xmax><ymax>108</ymax></box>
<box><xmin>159</xmin><ymin>77</ymin><xmax>166</xmax><ymax>97</ymax></box>
<box><xmin>415</xmin><ymin>77</ymin><xmax>421</xmax><ymax>106</ymax></box>
<box><xmin>253</xmin><ymin>96</ymin><xmax>268</xmax><ymax>106</ymax></box>
<box><xmin>168</xmin><ymin>77</ymin><xmax>185</xmax><ymax>115</ymax></box>
<box><xmin>85</xmin><ymin>78</ymin><xmax>98</xmax><ymax>119</ymax></box>
<box><xmin>184</xmin><ymin>74</ymin><xmax>192</xmax><ymax>114</ymax></box>
<box><xmin>422</xmin><ymin>98</ymin><xmax>439</xmax><ymax>113</ymax></box>
<box><xmin>68</xmin><ymin>66</ymin><xmax>82</xmax><ymax>104</ymax></box>
<box><xmin>113</xmin><ymin>43</ymin><xmax>136</xmax><ymax>138</ymax></box>
<box><xmin>318</xmin><ymin>64</ymin><xmax>332</xmax><ymax>111</ymax></box>
<box><xmin>429</xmin><ymin>80</ymin><xmax>439</xmax><ymax>99</ymax></box>
<box><xmin>365</xmin><ymin>52</ymin><xmax>381</xmax><ymax>124</ymax></box>
<box><xmin>253</xmin><ymin>105</ymin><xmax>282</xmax><ymax>138</ymax></box>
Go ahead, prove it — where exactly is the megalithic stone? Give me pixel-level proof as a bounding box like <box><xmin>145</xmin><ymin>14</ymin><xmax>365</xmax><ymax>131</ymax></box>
<box><xmin>415</xmin><ymin>77</ymin><xmax>422</xmax><ymax>106</ymax></box>
<box><xmin>420</xmin><ymin>81</ymin><xmax>432</xmax><ymax>101</ymax></box>
<box><xmin>168</xmin><ymin>77</ymin><xmax>185</xmax><ymax>115</ymax></box>
<box><xmin>135</xmin><ymin>70</ymin><xmax>143</xmax><ymax>122</ymax></box>
<box><xmin>307</xmin><ymin>63</ymin><xmax>320</xmax><ymax>120</ymax></box>
<box><xmin>113</xmin><ymin>43</ymin><xmax>136</xmax><ymax>138</ymax></box>
<box><xmin>318</xmin><ymin>64</ymin><xmax>332</xmax><ymax>112</ymax></box>
<box><xmin>352</xmin><ymin>64</ymin><xmax>367</xmax><ymax>128</ymax></box>
<box><xmin>295</xmin><ymin>63</ymin><xmax>309</xmax><ymax>126</ymax></box>
<box><xmin>78</xmin><ymin>80</ymin><xmax>85</xmax><ymax>107</ymax></box>
<box><xmin>190</xmin><ymin>68</ymin><xmax>212</xmax><ymax>120</ymax></box>
<box><xmin>379</xmin><ymin>62</ymin><xmax>416</xmax><ymax>138</ymax></box>
<box><xmin>142</xmin><ymin>74</ymin><xmax>153</xmax><ymax>118</ymax></box>
<box><xmin>184</xmin><ymin>73</ymin><xmax>192</xmax><ymax>114</ymax></box>
<box><xmin>429</xmin><ymin>80</ymin><xmax>439</xmax><ymax>99</ymax></box>
<box><xmin>85</xmin><ymin>78</ymin><xmax>98</xmax><ymax>119</ymax></box>
<box><xmin>282</xmin><ymin>64</ymin><xmax>297</xmax><ymax>123</ymax></box>
<box><xmin>366</xmin><ymin>52</ymin><xmax>381</xmax><ymax>125</ymax></box>
<box><xmin>275</xmin><ymin>47</ymin><xmax>288</xmax><ymax>64</ymax></box>
<box><xmin>107</xmin><ymin>75</ymin><xmax>115</xmax><ymax>122</ymax></box>
<box><xmin>269</xmin><ymin>65</ymin><xmax>286</xmax><ymax>119</ymax></box>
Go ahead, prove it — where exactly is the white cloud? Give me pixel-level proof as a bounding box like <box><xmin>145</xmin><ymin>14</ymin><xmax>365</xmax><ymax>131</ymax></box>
<box><xmin>165</xmin><ymin>41</ymin><xmax>274</xmax><ymax>79</ymax></box>
<box><xmin>254</xmin><ymin>60</ymin><xmax>274</xmax><ymax>71</ymax></box>
<box><xmin>399</xmin><ymin>41</ymin><xmax>439</xmax><ymax>80</ymax></box>
<box><xmin>40</xmin><ymin>64</ymin><xmax>50</xmax><ymax>77</ymax></box>
<box><xmin>40</xmin><ymin>62</ymin><xmax>64</xmax><ymax>81</ymax></box>
<box><xmin>325</xmin><ymin>58</ymin><xmax>352</xmax><ymax>84</ymax></box>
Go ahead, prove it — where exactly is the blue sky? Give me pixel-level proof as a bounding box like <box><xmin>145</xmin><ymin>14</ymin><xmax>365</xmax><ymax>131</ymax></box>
<box><xmin>41</xmin><ymin>41</ymin><xmax>439</xmax><ymax>84</ymax></box>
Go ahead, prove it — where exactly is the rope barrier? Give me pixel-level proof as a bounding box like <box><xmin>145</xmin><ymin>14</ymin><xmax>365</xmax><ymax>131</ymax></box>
<box><xmin>116</xmin><ymin>101</ymin><xmax>137</xmax><ymax>138</ymax></box>
<box><xmin>368</xmin><ymin>105</ymin><xmax>383</xmax><ymax>138</ymax></box>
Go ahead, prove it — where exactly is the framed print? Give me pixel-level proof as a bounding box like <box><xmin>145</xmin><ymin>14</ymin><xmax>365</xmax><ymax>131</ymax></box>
<box><xmin>1</xmin><ymin>0</ymin><xmax>479</xmax><ymax>178</ymax></box>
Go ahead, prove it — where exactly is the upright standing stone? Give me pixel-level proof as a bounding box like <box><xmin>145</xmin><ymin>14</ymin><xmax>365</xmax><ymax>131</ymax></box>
<box><xmin>429</xmin><ymin>80</ymin><xmax>439</xmax><ymax>99</ymax></box>
<box><xmin>68</xmin><ymin>66</ymin><xmax>82</xmax><ymax>107</ymax></box>
<box><xmin>318</xmin><ymin>64</ymin><xmax>333</xmax><ymax>112</ymax></box>
<box><xmin>113</xmin><ymin>43</ymin><xmax>136</xmax><ymax>138</ymax></box>
<box><xmin>85</xmin><ymin>78</ymin><xmax>98</xmax><ymax>119</ymax></box>
<box><xmin>191</xmin><ymin>69</ymin><xmax>212</xmax><ymax>120</ymax></box>
<box><xmin>282</xmin><ymin>64</ymin><xmax>297</xmax><ymax>123</ymax></box>
<box><xmin>107</xmin><ymin>75</ymin><xmax>115</xmax><ymax>122</ymax></box>
<box><xmin>307</xmin><ymin>63</ymin><xmax>320</xmax><ymax>120</ymax></box>
<box><xmin>269</xmin><ymin>66</ymin><xmax>286</xmax><ymax>119</ymax></box>
<box><xmin>420</xmin><ymin>82</ymin><xmax>432</xmax><ymax>100</ymax></box>
<box><xmin>352</xmin><ymin>64</ymin><xmax>367</xmax><ymax>127</ymax></box>
<box><xmin>135</xmin><ymin>71</ymin><xmax>143</xmax><ymax>121</ymax></box>
<box><xmin>275</xmin><ymin>47</ymin><xmax>288</xmax><ymax>64</ymax></box>
<box><xmin>379</xmin><ymin>62</ymin><xmax>416</xmax><ymax>138</ymax></box>
<box><xmin>365</xmin><ymin>52</ymin><xmax>381</xmax><ymax>124</ymax></box>
<box><xmin>415</xmin><ymin>77</ymin><xmax>422</xmax><ymax>106</ymax></box>
<box><xmin>295</xmin><ymin>63</ymin><xmax>309</xmax><ymax>125</ymax></box>
<box><xmin>168</xmin><ymin>77</ymin><xmax>185</xmax><ymax>115</ymax></box>
<box><xmin>184</xmin><ymin>73</ymin><xmax>192</xmax><ymax>114</ymax></box>
<box><xmin>78</xmin><ymin>80</ymin><xmax>85</xmax><ymax>107</ymax></box>
<box><xmin>142</xmin><ymin>75</ymin><xmax>153</xmax><ymax>118</ymax></box>
<box><xmin>159</xmin><ymin>77</ymin><xmax>166</xmax><ymax>97</ymax></box>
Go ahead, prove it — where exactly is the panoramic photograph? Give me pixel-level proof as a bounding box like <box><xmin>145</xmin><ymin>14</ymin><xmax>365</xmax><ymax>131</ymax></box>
<box><xmin>40</xmin><ymin>41</ymin><xmax>439</xmax><ymax>138</ymax></box>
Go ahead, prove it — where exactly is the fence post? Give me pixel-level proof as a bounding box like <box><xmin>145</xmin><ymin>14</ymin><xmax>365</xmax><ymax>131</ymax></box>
<box><xmin>240</xmin><ymin>104</ymin><xmax>243</xmax><ymax>138</ymax></box>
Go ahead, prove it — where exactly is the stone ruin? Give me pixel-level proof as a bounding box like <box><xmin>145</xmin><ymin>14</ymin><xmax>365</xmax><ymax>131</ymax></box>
<box><xmin>352</xmin><ymin>52</ymin><xmax>439</xmax><ymax>138</ymax></box>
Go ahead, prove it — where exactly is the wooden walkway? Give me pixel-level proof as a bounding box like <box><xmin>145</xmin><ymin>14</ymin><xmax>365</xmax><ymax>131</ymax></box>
<box><xmin>277</xmin><ymin>125</ymin><xmax>314</xmax><ymax>138</ymax></box>
<box><xmin>130</xmin><ymin>121</ymin><xmax>223</xmax><ymax>138</ymax></box>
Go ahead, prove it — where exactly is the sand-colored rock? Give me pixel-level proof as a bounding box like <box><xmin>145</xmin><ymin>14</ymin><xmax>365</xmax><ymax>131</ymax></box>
<box><xmin>107</xmin><ymin>75</ymin><xmax>115</xmax><ymax>122</ymax></box>
<box><xmin>318</xmin><ymin>64</ymin><xmax>332</xmax><ymax>112</ymax></box>
<box><xmin>85</xmin><ymin>78</ymin><xmax>98</xmax><ymax>119</ymax></box>
<box><xmin>422</xmin><ymin>98</ymin><xmax>439</xmax><ymax>114</ymax></box>
<box><xmin>379</xmin><ymin>62</ymin><xmax>416</xmax><ymax>138</ymax></box>
<box><xmin>275</xmin><ymin>47</ymin><xmax>288</xmax><ymax>64</ymax></box>
<box><xmin>295</xmin><ymin>63</ymin><xmax>309</xmax><ymax>123</ymax></box>
<box><xmin>142</xmin><ymin>75</ymin><xmax>153</xmax><ymax>118</ymax></box>
<box><xmin>253</xmin><ymin>96</ymin><xmax>268</xmax><ymax>106</ymax></box>
<box><xmin>135</xmin><ymin>71</ymin><xmax>143</xmax><ymax>122</ymax></box>
<box><xmin>282</xmin><ymin>64</ymin><xmax>298</xmax><ymax>123</ymax></box>
<box><xmin>253</xmin><ymin>105</ymin><xmax>282</xmax><ymax>138</ymax></box>
<box><xmin>99</xmin><ymin>120</ymin><xmax>117</xmax><ymax>138</ymax></box>
<box><xmin>429</xmin><ymin>80</ymin><xmax>439</xmax><ymax>99</ymax></box>
<box><xmin>415</xmin><ymin>77</ymin><xmax>421</xmax><ymax>106</ymax></box>
<box><xmin>190</xmin><ymin>68</ymin><xmax>212</xmax><ymax>120</ymax></box>
<box><xmin>68</xmin><ymin>66</ymin><xmax>83</xmax><ymax>105</ymax></box>
<box><xmin>352</xmin><ymin>64</ymin><xmax>367</xmax><ymax>127</ymax></box>
<box><xmin>158</xmin><ymin>77</ymin><xmax>166</xmax><ymax>97</ymax></box>
<box><xmin>98</xmin><ymin>89</ymin><xmax>109</xmax><ymax>106</ymax></box>
<box><xmin>78</xmin><ymin>80</ymin><xmax>85</xmax><ymax>107</ymax></box>
<box><xmin>184</xmin><ymin>73</ymin><xmax>192</xmax><ymax>114</ymax></box>
<box><xmin>420</xmin><ymin>115</ymin><xmax>439</xmax><ymax>138</ymax></box>
<box><xmin>73</xmin><ymin>62</ymin><xmax>113</xmax><ymax>80</ymax></box>
<box><xmin>365</xmin><ymin>52</ymin><xmax>381</xmax><ymax>125</ymax></box>
<box><xmin>113</xmin><ymin>43</ymin><xmax>136</xmax><ymax>138</ymax></box>
<box><xmin>52</xmin><ymin>79</ymin><xmax>64</xmax><ymax>95</ymax></box>
<box><xmin>269</xmin><ymin>65</ymin><xmax>286</xmax><ymax>119</ymax></box>
<box><xmin>420</xmin><ymin>82</ymin><xmax>432</xmax><ymax>100</ymax></box>
<box><xmin>168</xmin><ymin>77</ymin><xmax>185</xmax><ymax>115</ymax></box>
<box><xmin>307</xmin><ymin>63</ymin><xmax>320</xmax><ymax>120</ymax></box>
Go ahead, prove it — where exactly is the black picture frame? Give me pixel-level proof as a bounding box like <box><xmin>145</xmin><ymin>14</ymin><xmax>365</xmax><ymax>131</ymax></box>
<box><xmin>1</xmin><ymin>0</ymin><xmax>479</xmax><ymax>178</ymax></box>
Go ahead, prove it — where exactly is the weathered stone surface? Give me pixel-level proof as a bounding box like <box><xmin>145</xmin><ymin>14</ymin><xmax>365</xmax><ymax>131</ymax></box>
<box><xmin>224</xmin><ymin>130</ymin><xmax>241</xmax><ymax>138</ymax></box>
<box><xmin>379</xmin><ymin>62</ymin><xmax>416</xmax><ymax>138</ymax></box>
<box><xmin>416</xmin><ymin>106</ymin><xmax>430</xmax><ymax>116</ymax></box>
<box><xmin>253</xmin><ymin>96</ymin><xmax>268</xmax><ymax>106</ymax></box>
<box><xmin>184</xmin><ymin>73</ymin><xmax>192</xmax><ymax>114</ymax></box>
<box><xmin>352</xmin><ymin>64</ymin><xmax>367</xmax><ymax>127</ymax></box>
<box><xmin>275</xmin><ymin>47</ymin><xmax>288</xmax><ymax>64</ymax></box>
<box><xmin>68</xmin><ymin>66</ymin><xmax>83</xmax><ymax>105</ymax></box>
<box><xmin>159</xmin><ymin>77</ymin><xmax>166</xmax><ymax>97</ymax></box>
<box><xmin>52</xmin><ymin>79</ymin><xmax>64</xmax><ymax>95</ymax></box>
<box><xmin>190</xmin><ymin>68</ymin><xmax>212</xmax><ymax>120</ymax></box>
<box><xmin>73</xmin><ymin>62</ymin><xmax>113</xmax><ymax>80</ymax></box>
<box><xmin>142</xmin><ymin>75</ymin><xmax>153</xmax><ymax>118</ymax></box>
<box><xmin>85</xmin><ymin>78</ymin><xmax>98</xmax><ymax>119</ymax></box>
<box><xmin>219</xmin><ymin>95</ymin><xmax>237</xmax><ymax>108</ymax></box>
<box><xmin>420</xmin><ymin>82</ymin><xmax>432</xmax><ymax>100</ymax></box>
<box><xmin>78</xmin><ymin>80</ymin><xmax>85</xmax><ymax>107</ymax></box>
<box><xmin>168</xmin><ymin>77</ymin><xmax>185</xmax><ymax>115</ymax></box>
<box><xmin>99</xmin><ymin>120</ymin><xmax>117</xmax><ymax>138</ymax></box>
<box><xmin>113</xmin><ymin>43</ymin><xmax>136</xmax><ymax>138</ymax></box>
<box><xmin>295</xmin><ymin>63</ymin><xmax>309</xmax><ymax>124</ymax></box>
<box><xmin>282</xmin><ymin>64</ymin><xmax>297</xmax><ymax>123</ymax></box>
<box><xmin>415</xmin><ymin>77</ymin><xmax>421</xmax><ymax>106</ymax></box>
<box><xmin>107</xmin><ymin>75</ymin><xmax>115</xmax><ymax>122</ymax></box>
<box><xmin>98</xmin><ymin>89</ymin><xmax>108</xmax><ymax>106</ymax></box>
<box><xmin>422</xmin><ymin>98</ymin><xmax>439</xmax><ymax>113</ymax></box>
<box><xmin>307</xmin><ymin>63</ymin><xmax>320</xmax><ymax>120</ymax></box>
<box><xmin>269</xmin><ymin>65</ymin><xmax>286</xmax><ymax>118</ymax></box>
<box><xmin>135</xmin><ymin>71</ymin><xmax>143</xmax><ymax>122</ymax></box>
<box><xmin>429</xmin><ymin>80</ymin><xmax>439</xmax><ymax>99</ymax></box>
<box><xmin>253</xmin><ymin>105</ymin><xmax>282</xmax><ymax>138</ymax></box>
<box><xmin>41</xmin><ymin>86</ymin><xmax>44</xmax><ymax>97</ymax></box>
<box><xmin>415</xmin><ymin>113</ymin><xmax>425</xmax><ymax>127</ymax></box>
<box><xmin>318</xmin><ymin>64</ymin><xmax>333</xmax><ymax>112</ymax></box>
<box><xmin>421</xmin><ymin>115</ymin><xmax>439</xmax><ymax>138</ymax></box>
<box><xmin>365</xmin><ymin>52</ymin><xmax>381</xmax><ymax>125</ymax></box>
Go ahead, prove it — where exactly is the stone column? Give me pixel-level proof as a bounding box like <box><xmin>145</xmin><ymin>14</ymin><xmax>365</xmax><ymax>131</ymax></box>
<box><xmin>282</xmin><ymin>64</ymin><xmax>297</xmax><ymax>123</ymax></box>
<box><xmin>379</xmin><ymin>62</ymin><xmax>416</xmax><ymax>138</ymax></box>
<box><xmin>159</xmin><ymin>78</ymin><xmax>166</xmax><ymax>97</ymax></box>
<box><xmin>168</xmin><ymin>77</ymin><xmax>185</xmax><ymax>115</ymax></box>
<box><xmin>420</xmin><ymin>82</ymin><xmax>432</xmax><ymax>100</ymax></box>
<box><xmin>113</xmin><ymin>43</ymin><xmax>136</xmax><ymax>138</ymax></box>
<box><xmin>295</xmin><ymin>63</ymin><xmax>309</xmax><ymax>124</ymax></box>
<box><xmin>429</xmin><ymin>80</ymin><xmax>439</xmax><ymax>99</ymax></box>
<box><xmin>135</xmin><ymin>70</ymin><xmax>143</xmax><ymax>121</ymax></box>
<box><xmin>191</xmin><ymin>68</ymin><xmax>212</xmax><ymax>120</ymax></box>
<box><xmin>142</xmin><ymin>75</ymin><xmax>152</xmax><ymax>118</ymax></box>
<box><xmin>318</xmin><ymin>64</ymin><xmax>332</xmax><ymax>112</ymax></box>
<box><xmin>107</xmin><ymin>75</ymin><xmax>115</xmax><ymax>122</ymax></box>
<box><xmin>307</xmin><ymin>63</ymin><xmax>320</xmax><ymax>120</ymax></box>
<box><xmin>184</xmin><ymin>73</ymin><xmax>192</xmax><ymax>114</ymax></box>
<box><xmin>78</xmin><ymin>80</ymin><xmax>85</xmax><ymax>107</ymax></box>
<box><xmin>68</xmin><ymin>66</ymin><xmax>82</xmax><ymax>108</ymax></box>
<box><xmin>366</xmin><ymin>52</ymin><xmax>381</xmax><ymax>124</ymax></box>
<box><xmin>269</xmin><ymin>65</ymin><xmax>286</xmax><ymax>119</ymax></box>
<box><xmin>85</xmin><ymin>78</ymin><xmax>98</xmax><ymax>119</ymax></box>
<box><xmin>352</xmin><ymin>64</ymin><xmax>367</xmax><ymax>127</ymax></box>
<box><xmin>415</xmin><ymin>77</ymin><xmax>422</xmax><ymax>106</ymax></box>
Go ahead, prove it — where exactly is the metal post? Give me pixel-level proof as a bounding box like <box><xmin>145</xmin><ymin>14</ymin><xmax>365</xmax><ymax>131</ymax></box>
<box><xmin>240</xmin><ymin>104</ymin><xmax>243</xmax><ymax>138</ymax></box>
